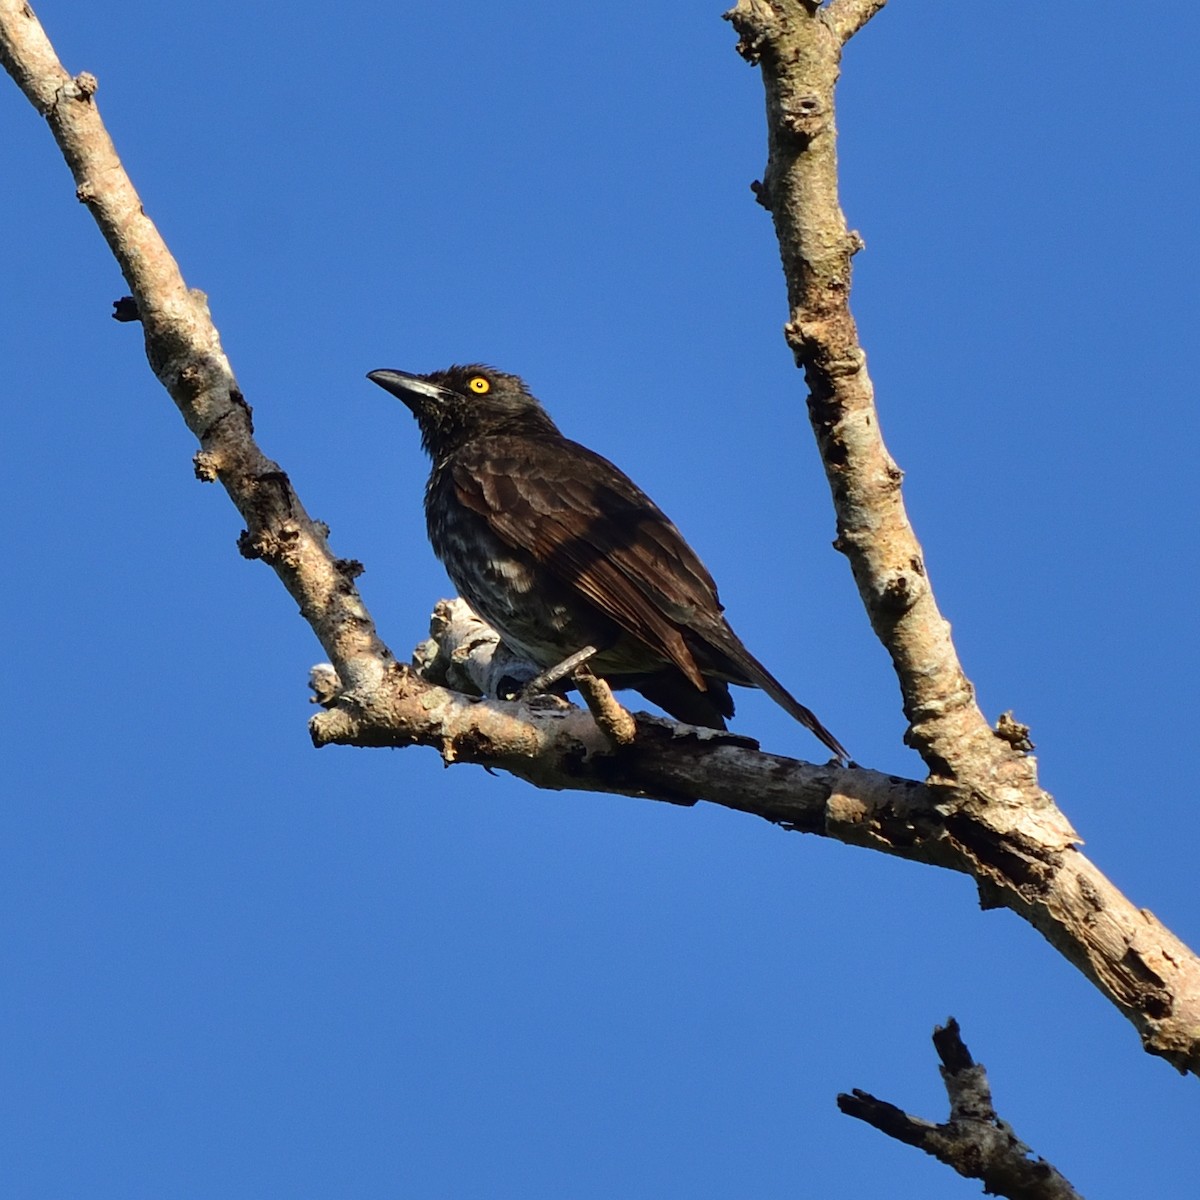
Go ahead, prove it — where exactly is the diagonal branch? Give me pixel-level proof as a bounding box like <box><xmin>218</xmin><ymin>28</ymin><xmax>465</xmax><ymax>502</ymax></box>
<box><xmin>4</xmin><ymin>0</ymin><xmax>1200</xmax><ymax>1077</ymax></box>
<box><xmin>0</xmin><ymin>0</ymin><xmax>392</xmax><ymax>700</ymax></box>
<box><xmin>839</xmin><ymin>1020</ymin><xmax>1083</xmax><ymax>1200</ymax></box>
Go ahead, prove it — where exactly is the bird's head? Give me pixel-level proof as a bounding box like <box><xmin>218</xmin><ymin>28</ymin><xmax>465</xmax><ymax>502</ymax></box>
<box><xmin>367</xmin><ymin>364</ymin><xmax>560</xmax><ymax>459</ymax></box>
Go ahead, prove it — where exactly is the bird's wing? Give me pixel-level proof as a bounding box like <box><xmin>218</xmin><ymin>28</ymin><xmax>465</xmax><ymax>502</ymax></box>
<box><xmin>451</xmin><ymin>436</ymin><xmax>726</xmax><ymax>690</ymax></box>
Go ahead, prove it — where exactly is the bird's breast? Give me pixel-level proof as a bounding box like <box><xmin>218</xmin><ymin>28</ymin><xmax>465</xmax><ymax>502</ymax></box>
<box><xmin>423</xmin><ymin>468</ymin><xmax>615</xmax><ymax>667</ymax></box>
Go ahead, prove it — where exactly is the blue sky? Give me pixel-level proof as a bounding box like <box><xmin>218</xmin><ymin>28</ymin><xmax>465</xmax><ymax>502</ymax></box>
<box><xmin>4</xmin><ymin>2</ymin><xmax>1198</xmax><ymax>1196</ymax></box>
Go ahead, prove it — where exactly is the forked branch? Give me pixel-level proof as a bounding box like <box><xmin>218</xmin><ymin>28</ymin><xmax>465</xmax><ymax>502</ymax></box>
<box><xmin>839</xmin><ymin>1020</ymin><xmax>1083</xmax><ymax>1200</ymax></box>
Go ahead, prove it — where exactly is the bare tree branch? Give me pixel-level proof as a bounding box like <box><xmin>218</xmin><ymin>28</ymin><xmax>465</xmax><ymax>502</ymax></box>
<box><xmin>839</xmin><ymin>1020</ymin><xmax>1084</xmax><ymax>1200</ymax></box>
<box><xmin>4</xmin><ymin>0</ymin><xmax>1200</xmax><ymax>1081</ymax></box>
<box><xmin>724</xmin><ymin>0</ymin><xmax>1050</xmax><ymax>830</ymax></box>
<box><xmin>311</xmin><ymin>612</ymin><xmax>1200</xmax><ymax>1077</ymax></box>
<box><xmin>719</xmin><ymin>0</ymin><xmax>1200</xmax><ymax>1072</ymax></box>
<box><xmin>0</xmin><ymin>0</ymin><xmax>392</xmax><ymax>702</ymax></box>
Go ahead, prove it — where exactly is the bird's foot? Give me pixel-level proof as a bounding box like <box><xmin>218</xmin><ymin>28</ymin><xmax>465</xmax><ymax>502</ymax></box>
<box><xmin>518</xmin><ymin>645</ymin><xmax>600</xmax><ymax>699</ymax></box>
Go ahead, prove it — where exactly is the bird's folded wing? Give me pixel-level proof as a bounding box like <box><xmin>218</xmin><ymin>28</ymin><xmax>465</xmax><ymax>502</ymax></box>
<box><xmin>452</xmin><ymin>438</ymin><xmax>726</xmax><ymax>691</ymax></box>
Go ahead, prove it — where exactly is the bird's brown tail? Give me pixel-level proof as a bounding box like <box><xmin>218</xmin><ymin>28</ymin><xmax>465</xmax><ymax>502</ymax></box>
<box><xmin>709</xmin><ymin>631</ymin><xmax>849</xmax><ymax>764</ymax></box>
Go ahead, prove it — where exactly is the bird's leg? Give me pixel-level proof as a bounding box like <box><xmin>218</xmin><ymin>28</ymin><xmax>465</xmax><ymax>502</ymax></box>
<box><xmin>519</xmin><ymin>645</ymin><xmax>600</xmax><ymax>698</ymax></box>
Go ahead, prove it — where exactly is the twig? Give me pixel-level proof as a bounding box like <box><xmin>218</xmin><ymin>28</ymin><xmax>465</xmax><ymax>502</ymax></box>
<box><xmin>825</xmin><ymin>0</ymin><xmax>888</xmax><ymax>43</ymax></box>
<box><xmin>839</xmin><ymin>1020</ymin><xmax>1083</xmax><ymax>1200</ymax></box>
<box><xmin>573</xmin><ymin>667</ymin><xmax>638</xmax><ymax>747</ymax></box>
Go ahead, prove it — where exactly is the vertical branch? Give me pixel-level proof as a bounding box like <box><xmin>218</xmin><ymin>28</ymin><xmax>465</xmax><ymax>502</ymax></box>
<box><xmin>723</xmin><ymin>2</ymin><xmax>1200</xmax><ymax>1074</ymax></box>
<box><xmin>724</xmin><ymin>0</ymin><xmax>1071</xmax><ymax>849</ymax></box>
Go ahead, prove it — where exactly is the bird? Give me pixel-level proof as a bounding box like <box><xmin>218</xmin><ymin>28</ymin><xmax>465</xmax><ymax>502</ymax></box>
<box><xmin>367</xmin><ymin>363</ymin><xmax>849</xmax><ymax>763</ymax></box>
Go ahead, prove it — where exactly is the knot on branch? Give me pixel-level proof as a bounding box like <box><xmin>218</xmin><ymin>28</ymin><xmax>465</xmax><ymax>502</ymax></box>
<box><xmin>324</xmin><ymin>555</ymin><xmax>368</xmax><ymax>596</ymax></box>
<box><xmin>784</xmin><ymin>318</ymin><xmax>864</xmax><ymax>376</ymax></box>
<box><xmin>877</xmin><ymin>563</ymin><xmax>927</xmax><ymax>615</ymax></box>
<box><xmin>309</xmin><ymin>662</ymin><xmax>343</xmax><ymax>708</ymax></box>
<box><xmin>236</xmin><ymin>520</ymin><xmax>300</xmax><ymax>565</ymax></box>
<box><xmin>723</xmin><ymin>1</ymin><xmax>780</xmax><ymax>65</ymax></box>
<box><xmin>780</xmin><ymin>92</ymin><xmax>826</xmax><ymax>141</ymax></box>
<box><xmin>71</xmin><ymin>71</ymin><xmax>97</xmax><ymax>99</ymax></box>
<box><xmin>193</xmin><ymin>449</ymin><xmax>220</xmax><ymax>482</ymax></box>
<box><xmin>750</xmin><ymin>178</ymin><xmax>773</xmax><ymax>210</ymax></box>
<box><xmin>111</xmin><ymin>295</ymin><xmax>140</xmax><ymax>322</ymax></box>
<box><xmin>54</xmin><ymin>71</ymin><xmax>98</xmax><ymax>116</ymax></box>
<box><xmin>994</xmin><ymin>711</ymin><xmax>1034</xmax><ymax>754</ymax></box>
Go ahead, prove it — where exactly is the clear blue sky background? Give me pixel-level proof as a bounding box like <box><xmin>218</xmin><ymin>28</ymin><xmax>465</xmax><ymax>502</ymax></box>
<box><xmin>4</xmin><ymin>2</ymin><xmax>1198</xmax><ymax>1196</ymax></box>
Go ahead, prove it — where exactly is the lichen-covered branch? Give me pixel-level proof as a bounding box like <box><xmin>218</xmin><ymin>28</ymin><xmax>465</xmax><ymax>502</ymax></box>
<box><xmin>4</xmin><ymin>0</ymin><xmax>1200</xmax><ymax>1078</ymax></box>
<box><xmin>839</xmin><ymin>1020</ymin><xmax>1083</xmax><ymax>1200</ymax></box>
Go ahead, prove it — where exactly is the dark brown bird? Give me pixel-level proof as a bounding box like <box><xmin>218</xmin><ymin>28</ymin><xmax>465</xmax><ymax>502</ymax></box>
<box><xmin>368</xmin><ymin>363</ymin><xmax>848</xmax><ymax>762</ymax></box>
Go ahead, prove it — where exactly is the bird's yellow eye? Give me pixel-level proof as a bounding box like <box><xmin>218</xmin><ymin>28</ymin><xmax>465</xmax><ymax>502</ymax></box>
<box><xmin>467</xmin><ymin>376</ymin><xmax>491</xmax><ymax>395</ymax></box>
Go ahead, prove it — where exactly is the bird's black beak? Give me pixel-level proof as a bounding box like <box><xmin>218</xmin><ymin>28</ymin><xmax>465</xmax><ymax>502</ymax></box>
<box><xmin>366</xmin><ymin>369</ymin><xmax>450</xmax><ymax>410</ymax></box>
